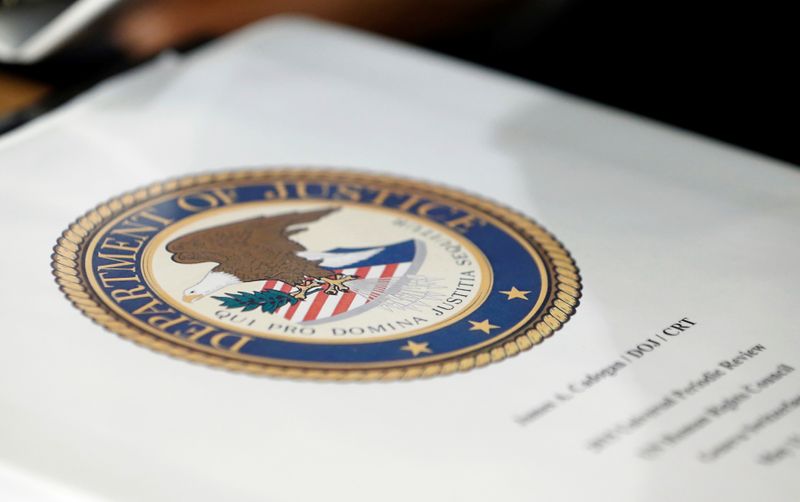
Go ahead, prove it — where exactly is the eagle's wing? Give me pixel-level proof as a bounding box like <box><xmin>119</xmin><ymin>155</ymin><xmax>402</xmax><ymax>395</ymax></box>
<box><xmin>166</xmin><ymin>224</ymin><xmax>240</xmax><ymax>265</ymax></box>
<box><xmin>237</xmin><ymin>208</ymin><xmax>339</xmax><ymax>283</ymax></box>
<box><xmin>166</xmin><ymin>208</ymin><xmax>339</xmax><ymax>284</ymax></box>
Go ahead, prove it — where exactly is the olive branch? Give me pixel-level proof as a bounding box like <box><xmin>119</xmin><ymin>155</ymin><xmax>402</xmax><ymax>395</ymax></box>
<box><xmin>212</xmin><ymin>289</ymin><xmax>298</xmax><ymax>313</ymax></box>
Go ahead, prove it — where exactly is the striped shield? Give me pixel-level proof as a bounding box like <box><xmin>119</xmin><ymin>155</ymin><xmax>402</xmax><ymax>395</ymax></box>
<box><xmin>261</xmin><ymin>240</ymin><xmax>421</xmax><ymax>323</ymax></box>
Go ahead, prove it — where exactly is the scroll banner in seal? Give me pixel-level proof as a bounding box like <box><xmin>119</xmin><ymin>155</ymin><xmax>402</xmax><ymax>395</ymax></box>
<box><xmin>52</xmin><ymin>169</ymin><xmax>581</xmax><ymax>380</ymax></box>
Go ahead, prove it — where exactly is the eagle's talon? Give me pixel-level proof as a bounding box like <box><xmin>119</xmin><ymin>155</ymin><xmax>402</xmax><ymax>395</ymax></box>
<box><xmin>290</xmin><ymin>274</ymin><xmax>355</xmax><ymax>299</ymax></box>
<box><xmin>290</xmin><ymin>280</ymin><xmax>318</xmax><ymax>300</ymax></box>
<box><xmin>320</xmin><ymin>274</ymin><xmax>356</xmax><ymax>296</ymax></box>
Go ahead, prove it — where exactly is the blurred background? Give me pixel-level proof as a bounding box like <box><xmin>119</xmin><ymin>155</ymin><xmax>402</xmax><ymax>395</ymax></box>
<box><xmin>0</xmin><ymin>0</ymin><xmax>796</xmax><ymax>166</ymax></box>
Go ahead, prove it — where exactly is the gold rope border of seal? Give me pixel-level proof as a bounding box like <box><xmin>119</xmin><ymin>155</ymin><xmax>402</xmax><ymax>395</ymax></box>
<box><xmin>51</xmin><ymin>168</ymin><xmax>582</xmax><ymax>381</ymax></box>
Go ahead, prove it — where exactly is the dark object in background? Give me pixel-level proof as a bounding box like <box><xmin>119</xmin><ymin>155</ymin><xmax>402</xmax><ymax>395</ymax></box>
<box><xmin>431</xmin><ymin>0</ymin><xmax>798</xmax><ymax>167</ymax></box>
<box><xmin>2</xmin><ymin>0</ymin><xmax>797</xmax><ymax>168</ymax></box>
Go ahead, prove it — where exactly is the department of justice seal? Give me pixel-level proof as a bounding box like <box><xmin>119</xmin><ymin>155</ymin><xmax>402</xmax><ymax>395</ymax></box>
<box><xmin>52</xmin><ymin>169</ymin><xmax>581</xmax><ymax>380</ymax></box>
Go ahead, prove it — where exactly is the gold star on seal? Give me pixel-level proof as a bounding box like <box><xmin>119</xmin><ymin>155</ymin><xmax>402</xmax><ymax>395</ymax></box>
<box><xmin>468</xmin><ymin>319</ymin><xmax>500</xmax><ymax>335</ymax></box>
<box><xmin>401</xmin><ymin>340</ymin><xmax>432</xmax><ymax>357</ymax></box>
<box><xmin>499</xmin><ymin>287</ymin><xmax>531</xmax><ymax>300</ymax></box>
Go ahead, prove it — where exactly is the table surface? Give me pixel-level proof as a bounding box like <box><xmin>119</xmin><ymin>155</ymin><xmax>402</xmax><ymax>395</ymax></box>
<box><xmin>0</xmin><ymin>72</ymin><xmax>49</xmax><ymax>115</ymax></box>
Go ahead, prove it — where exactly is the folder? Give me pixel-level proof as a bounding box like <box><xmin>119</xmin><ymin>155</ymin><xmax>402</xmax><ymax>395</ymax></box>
<box><xmin>1</xmin><ymin>17</ymin><xmax>798</xmax><ymax>502</ymax></box>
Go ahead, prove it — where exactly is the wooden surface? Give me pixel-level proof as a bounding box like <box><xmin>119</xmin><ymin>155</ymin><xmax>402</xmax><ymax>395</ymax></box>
<box><xmin>0</xmin><ymin>72</ymin><xmax>50</xmax><ymax>115</ymax></box>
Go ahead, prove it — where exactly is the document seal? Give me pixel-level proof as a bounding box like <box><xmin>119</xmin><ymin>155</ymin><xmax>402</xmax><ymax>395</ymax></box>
<box><xmin>52</xmin><ymin>169</ymin><xmax>581</xmax><ymax>379</ymax></box>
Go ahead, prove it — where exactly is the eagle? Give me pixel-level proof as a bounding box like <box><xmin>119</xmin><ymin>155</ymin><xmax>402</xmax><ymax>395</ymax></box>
<box><xmin>167</xmin><ymin>207</ymin><xmax>361</xmax><ymax>303</ymax></box>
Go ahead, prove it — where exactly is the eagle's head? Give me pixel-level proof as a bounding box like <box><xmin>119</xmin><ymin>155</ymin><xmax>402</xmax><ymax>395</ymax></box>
<box><xmin>182</xmin><ymin>271</ymin><xmax>240</xmax><ymax>303</ymax></box>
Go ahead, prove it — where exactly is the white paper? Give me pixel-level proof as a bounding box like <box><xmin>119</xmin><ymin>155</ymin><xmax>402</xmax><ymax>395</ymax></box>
<box><xmin>0</xmin><ymin>16</ymin><xmax>798</xmax><ymax>502</ymax></box>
